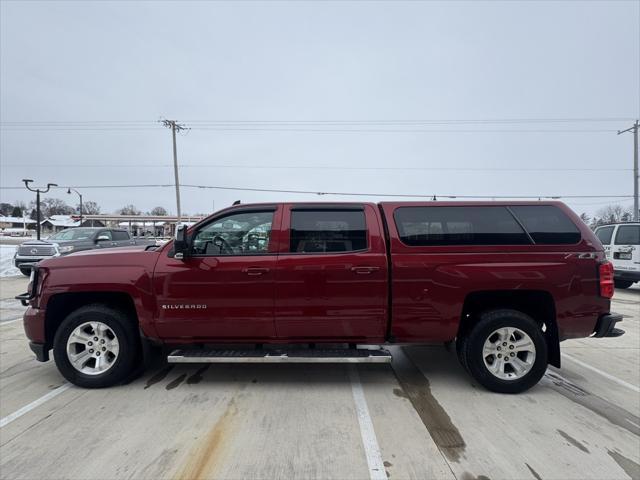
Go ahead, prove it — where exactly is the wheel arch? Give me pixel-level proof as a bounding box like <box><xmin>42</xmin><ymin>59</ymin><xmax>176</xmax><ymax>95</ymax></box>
<box><xmin>45</xmin><ymin>292</ymin><xmax>138</xmax><ymax>349</ymax></box>
<box><xmin>458</xmin><ymin>290</ymin><xmax>560</xmax><ymax>367</ymax></box>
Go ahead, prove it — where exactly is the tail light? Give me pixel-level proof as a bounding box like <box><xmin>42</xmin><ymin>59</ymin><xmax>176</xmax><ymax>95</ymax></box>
<box><xmin>599</xmin><ymin>262</ymin><xmax>614</xmax><ymax>298</ymax></box>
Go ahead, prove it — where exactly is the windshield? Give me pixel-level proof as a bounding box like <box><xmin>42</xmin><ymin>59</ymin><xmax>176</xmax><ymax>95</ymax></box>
<box><xmin>48</xmin><ymin>228</ymin><xmax>96</xmax><ymax>241</ymax></box>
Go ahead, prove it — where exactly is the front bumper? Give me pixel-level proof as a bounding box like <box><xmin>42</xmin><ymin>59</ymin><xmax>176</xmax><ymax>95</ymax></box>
<box><xmin>22</xmin><ymin>306</ymin><xmax>46</xmax><ymax>344</ymax></box>
<box><xmin>592</xmin><ymin>313</ymin><xmax>624</xmax><ymax>338</ymax></box>
<box><xmin>14</xmin><ymin>255</ymin><xmax>51</xmax><ymax>269</ymax></box>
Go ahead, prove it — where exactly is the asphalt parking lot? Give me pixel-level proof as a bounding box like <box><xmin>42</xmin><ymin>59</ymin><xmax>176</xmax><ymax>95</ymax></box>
<box><xmin>0</xmin><ymin>275</ymin><xmax>638</xmax><ymax>480</ymax></box>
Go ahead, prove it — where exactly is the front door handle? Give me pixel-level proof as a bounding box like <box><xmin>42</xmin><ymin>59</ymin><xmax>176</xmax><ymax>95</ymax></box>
<box><xmin>243</xmin><ymin>267</ymin><xmax>270</xmax><ymax>276</ymax></box>
<box><xmin>350</xmin><ymin>266</ymin><xmax>380</xmax><ymax>275</ymax></box>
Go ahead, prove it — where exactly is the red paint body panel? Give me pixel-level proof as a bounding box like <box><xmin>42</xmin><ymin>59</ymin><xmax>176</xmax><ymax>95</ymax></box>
<box><xmin>23</xmin><ymin>306</ymin><xmax>46</xmax><ymax>343</ymax></box>
<box><xmin>24</xmin><ymin>201</ymin><xmax>612</xmax><ymax>349</ymax></box>
<box><xmin>34</xmin><ymin>246</ymin><xmax>160</xmax><ymax>338</ymax></box>
<box><xmin>379</xmin><ymin>201</ymin><xmax>609</xmax><ymax>341</ymax></box>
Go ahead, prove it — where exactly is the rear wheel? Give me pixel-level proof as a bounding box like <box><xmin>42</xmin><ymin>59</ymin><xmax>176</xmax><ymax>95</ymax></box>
<box><xmin>19</xmin><ymin>268</ymin><xmax>31</xmax><ymax>276</ymax></box>
<box><xmin>461</xmin><ymin>309</ymin><xmax>548</xmax><ymax>394</ymax></box>
<box><xmin>53</xmin><ymin>304</ymin><xmax>140</xmax><ymax>388</ymax></box>
<box><xmin>614</xmin><ymin>280</ymin><xmax>633</xmax><ymax>289</ymax></box>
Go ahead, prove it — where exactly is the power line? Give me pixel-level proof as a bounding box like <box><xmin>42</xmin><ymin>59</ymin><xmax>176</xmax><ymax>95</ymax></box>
<box><xmin>0</xmin><ymin>117</ymin><xmax>633</xmax><ymax>134</ymax></box>
<box><xmin>0</xmin><ymin>163</ymin><xmax>633</xmax><ymax>172</ymax></box>
<box><xmin>0</xmin><ymin>183</ymin><xmax>633</xmax><ymax>200</ymax></box>
<box><xmin>0</xmin><ymin>127</ymin><xmax>620</xmax><ymax>133</ymax></box>
<box><xmin>0</xmin><ymin>117</ymin><xmax>634</xmax><ymax>125</ymax></box>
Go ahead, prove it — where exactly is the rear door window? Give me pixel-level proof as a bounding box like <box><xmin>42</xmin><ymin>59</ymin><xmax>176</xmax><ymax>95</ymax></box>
<box><xmin>614</xmin><ymin>225</ymin><xmax>640</xmax><ymax>245</ymax></box>
<box><xmin>393</xmin><ymin>206</ymin><xmax>530</xmax><ymax>246</ymax></box>
<box><xmin>290</xmin><ymin>209</ymin><xmax>367</xmax><ymax>253</ymax></box>
<box><xmin>595</xmin><ymin>226</ymin><xmax>614</xmax><ymax>245</ymax></box>
<box><xmin>510</xmin><ymin>206</ymin><xmax>581</xmax><ymax>244</ymax></box>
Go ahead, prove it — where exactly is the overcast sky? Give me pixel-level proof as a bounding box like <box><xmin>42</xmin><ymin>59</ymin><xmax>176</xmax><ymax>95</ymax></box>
<box><xmin>1</xmin><ymin>0</ymin><xmax>639</xmax><ymax>217</ymax></box>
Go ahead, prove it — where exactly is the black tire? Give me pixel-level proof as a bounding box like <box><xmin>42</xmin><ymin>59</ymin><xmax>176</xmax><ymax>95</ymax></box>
<box><xmin>614</xmin><ymin>280</ymin><xmax>633</xmax><ymax>289</ymax></box>
<box><xmin>53</xmin><ymin>304</ymin><xmax>140</xmax><ymax>388</ymax></box>
<box><xmin>461</xmin><ymin>309</ymin><xmax>548</xmax><ymax>394</ymax></box>
<box><xmin>19</xmin><ymin>268</ymin><xmax>31</xmax><ymax>276</ymax></box>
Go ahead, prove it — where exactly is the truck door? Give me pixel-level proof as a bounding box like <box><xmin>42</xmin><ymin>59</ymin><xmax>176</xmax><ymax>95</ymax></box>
<box><xmin>152</xmin><ymin>206</ymin><xmax>282</xmax><ymax>340</ymax></box>
<box><xmin>274</xmin><ymin>204</ymin><xmax>388</xmax><ymax>341</ymax></box>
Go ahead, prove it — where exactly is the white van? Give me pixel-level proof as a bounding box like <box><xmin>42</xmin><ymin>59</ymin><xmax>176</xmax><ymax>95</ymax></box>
<box><xmin>594</xmin><ymin>222</ymin><xmax>640</xmax><ymax>289</ymax></box>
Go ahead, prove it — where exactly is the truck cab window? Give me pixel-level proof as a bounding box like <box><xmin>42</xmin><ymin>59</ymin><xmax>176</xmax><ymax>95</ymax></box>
<box><xmin>290</xmin><ymin>209</ymin><xmax>367</xmax><ymax>253</ymax></box>
<box><xmin>192</xmin><ymin>211</ymin><xmax>273</xmax><ymax>256</ymax></box>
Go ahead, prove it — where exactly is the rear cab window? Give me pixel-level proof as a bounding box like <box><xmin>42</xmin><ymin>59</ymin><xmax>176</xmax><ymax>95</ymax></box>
<box><xmin>289</xmin><ymin>208</ymin><xmax>367</xmax><ymax>253</ymax></box>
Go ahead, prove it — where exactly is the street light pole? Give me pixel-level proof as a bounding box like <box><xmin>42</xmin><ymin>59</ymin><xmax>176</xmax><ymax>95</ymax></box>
<box><xmin>22</xmin><ymin>179</ymin><xmax>57</xmax><ymax>240</ymax></box>
<box><xmin>67</xmin><ymin>187</ymin><xmax>83</xmax><ymax>226</ymax></box>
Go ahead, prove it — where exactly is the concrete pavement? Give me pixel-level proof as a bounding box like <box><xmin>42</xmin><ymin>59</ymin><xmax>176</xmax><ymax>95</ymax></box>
<box><xmin>0</xmin><ymin>276</ymin><xmax>638</xmax><ymax>480</ymax></box>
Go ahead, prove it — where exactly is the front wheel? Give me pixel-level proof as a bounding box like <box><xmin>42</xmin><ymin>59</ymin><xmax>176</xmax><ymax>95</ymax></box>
<box><xmin>460</xmin><ymin>309</ymin><xmax>548</xmax><ymax>394</ymax></box>
<box><xmin>53</xmin><ymin>304</ymin><xmax>140</xmax><ymax>388</ymax></box>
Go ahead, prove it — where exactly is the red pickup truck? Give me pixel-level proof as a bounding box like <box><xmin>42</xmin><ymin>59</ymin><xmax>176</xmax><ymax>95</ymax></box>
<box><xmin>19</xmin><ymin>201</ymin><xmax>623</xmax><ymax>393</ymax></box>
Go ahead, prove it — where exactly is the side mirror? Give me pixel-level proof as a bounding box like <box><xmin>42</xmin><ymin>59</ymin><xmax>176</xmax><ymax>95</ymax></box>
<box><xmin>174</xmin><ymin>224</ymin><xmax>189</xmax><ymax>260</ymax></box>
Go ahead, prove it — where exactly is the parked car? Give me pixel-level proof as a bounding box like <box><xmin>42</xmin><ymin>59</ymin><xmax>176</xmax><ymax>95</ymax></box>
<box><xmin>594</xmin><ymin>222</ymin><xmax>640</xmax><ymax>289</ymax></box>
<box><xmin>14</xmin><ymin>227</ymin><xmax>153</xmax><ymax>276</ymax></box>
<box><xmin>18</xmin><ymin>202</ymin><xmax>622</xmax><ymax>393</ymax></box>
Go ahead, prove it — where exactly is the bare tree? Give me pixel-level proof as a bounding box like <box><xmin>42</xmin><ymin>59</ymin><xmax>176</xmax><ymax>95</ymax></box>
<box><xmin>579</xmin><ymin>212</ymin><xmax>590</xmax><ymax>224</ymax></box>
<box><xmin>32</xmin><ymin>198</ymin><xmax>74</xmax><ymax>217</ymax></box>
<box><xmin>149</xmin><ymin>206</ymin><xmax>168</xmax><ymax>216</ymax></box>
<box><xmin>0</xmin><ymin>203</ymin><xmax>13</xmax><ymax>216</ymax></box>
<box><xmin>596</xmin><ymin>205</ymin><xmax>627</xmax><ymax>224</ymax></box>
<box><xmin>117</xmin><ymin>204</ymin><xmax>141</xmax><ymax>215</ymax></box>
<box><xmin>81</xmin><ymin>201</ymin><xmax>101</xmax><ymax>215</ymax></box>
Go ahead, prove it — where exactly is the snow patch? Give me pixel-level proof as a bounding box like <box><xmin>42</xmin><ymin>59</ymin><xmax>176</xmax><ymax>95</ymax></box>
<box><xmin>0</xmin><ymin>245</ymin><xmax>21</xmax><ymax>277</ymax></box>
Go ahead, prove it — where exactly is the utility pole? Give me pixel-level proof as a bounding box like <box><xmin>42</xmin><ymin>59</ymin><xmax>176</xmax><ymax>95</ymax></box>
<box><xmin>161</xmin><ymin>119</ymin><xmax>187</xmax><ymax>224</ymax></box>
<box><xmin>618</xmin><ymin>120</ymin><xmax>639</xmax><ymax>221</ymax></box>
<box><xmin>22</xmin><ymin>179</ymin><xmax>57</xmax><ymax>240</ymax></box>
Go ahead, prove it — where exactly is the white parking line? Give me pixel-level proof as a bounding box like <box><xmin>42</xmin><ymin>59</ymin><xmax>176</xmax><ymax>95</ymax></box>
<box><xmin>0</xmin><ymin>317</ymin><xmax>23</xmax><ymax>326</ymax></box>
<box><xmin>562</xmin><ymin>353</ymin><xmax>640</xmax><ymax>393</ymax></box>
<box><xmin>348</xmin><ymin>365</ymin><xmax>387</xmax><ymax>480</ymax></box>
<box><xmin>0</xmin><ymin>383</ymin><xmax>71</xmax><ymax>428</ymax></box>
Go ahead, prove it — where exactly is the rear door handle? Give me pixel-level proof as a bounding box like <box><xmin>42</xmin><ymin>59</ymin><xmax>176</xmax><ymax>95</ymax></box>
<box><xmin>350</xmin><ymin>266</ymin><xmax>380</xmax><ymax>275</ymax></box>
<box><xmin>243</xmin><ymin>267</ymin><xmax>270</xmax><ymax>276</ymax></box>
